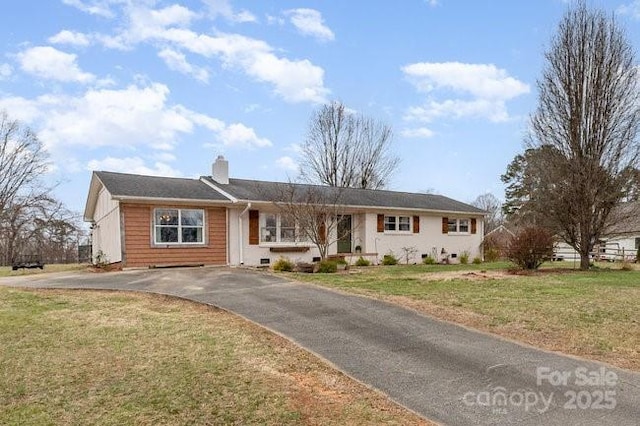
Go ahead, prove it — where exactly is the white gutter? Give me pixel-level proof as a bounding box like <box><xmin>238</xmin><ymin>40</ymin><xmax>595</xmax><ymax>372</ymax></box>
<box><xmin>238</xmin><ymin>202</ymin><xmax>252</xmax><ymax>265</ymax></box>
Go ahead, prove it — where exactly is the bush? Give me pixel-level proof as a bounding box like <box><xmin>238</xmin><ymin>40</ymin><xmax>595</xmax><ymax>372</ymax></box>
<box><xmin>355</xmin><ymin>256</ymin><xmax>371</xmax><ymax>267</ymax></box>
<box><xmin>272</xmin><ymin>257</ymin><xmax>294</xmax><ymax>272</ymax></box>
<box><xmin>422</xmin><ymin>255</ymin><xmax>437</xmax><ymax>265</ymax></box>
<box><xmin>484</xmin><ymin>247</ymin><xmax>501</xmax><ymax>263</ymax></box>
<box><xmin>382</xmin><ymin>254</ymin><xmax>398</xmax><ymax>265</ymax></box>
<box><xmin>459</xmin><ymin>251</ymin><xmax>470</xmax><ymax>265</ymax></box>
<box><xmin>472</xmin><ymin>256</ymin><xmax>482</xmax><ymax>265</ymax></box>
<box><xmin>507</xmin><ymin>226</ymin><xmax>554</xmax><ymax>270</ymax></box>
<box><xmin>317</xmin><ymin>260</ymin><xmax>338</xmax><ymax>273</ymax></box>
<box><xmin>93</xmin><ymin>250</ymin><xmax>109</xmax><ymax>268</ymax></box>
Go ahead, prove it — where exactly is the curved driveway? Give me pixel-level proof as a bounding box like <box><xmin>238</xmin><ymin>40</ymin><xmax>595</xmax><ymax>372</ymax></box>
<box><xmin>2</xmin><ymin>267</ymin><xmax>639</xmax><ymax>426</ymax></box>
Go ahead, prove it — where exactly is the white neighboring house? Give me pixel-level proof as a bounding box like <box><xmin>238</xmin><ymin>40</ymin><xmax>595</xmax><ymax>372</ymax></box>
<box><xmin>84</xmin><ymin>156</ymin><xmax>486</xmax><ymax>268</ymax></box>
<box><xmin>553</xmin><ymin>201</ymin><xmax>640</xmax><ymax>262</ymax></box>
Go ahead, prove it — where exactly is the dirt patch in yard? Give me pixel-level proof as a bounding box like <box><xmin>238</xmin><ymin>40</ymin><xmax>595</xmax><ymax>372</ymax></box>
<box><xmin>416</xmin><ymin>270</ymin><xmax>517</xmax><ymax>282</ymax></box>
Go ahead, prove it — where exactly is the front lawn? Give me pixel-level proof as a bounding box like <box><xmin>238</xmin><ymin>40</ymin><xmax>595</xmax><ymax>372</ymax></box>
<box><xmin>0</xmin><ymin>287</ymin><xmax>430</xmax><ymax>425</ymax></box>
<box><xmin>294</xmin><ymin>263</ymin><xmax>640</xmax><ymax>371</ymax></box>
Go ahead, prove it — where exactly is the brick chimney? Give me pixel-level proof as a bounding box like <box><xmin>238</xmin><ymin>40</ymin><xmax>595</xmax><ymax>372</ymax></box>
<box><xmin>212</xmin><ymin>155</ymin><xmax>229</xmax><ymax>184</ymax></box>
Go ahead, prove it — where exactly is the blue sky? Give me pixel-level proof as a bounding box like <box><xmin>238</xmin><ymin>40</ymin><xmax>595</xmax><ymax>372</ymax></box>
<box><xmin>2</xmin><ymin>0</ymin><xmax>640</xmax><ymax>214</ymax></box>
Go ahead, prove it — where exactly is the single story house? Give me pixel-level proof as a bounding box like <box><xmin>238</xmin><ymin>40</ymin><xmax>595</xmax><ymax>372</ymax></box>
<box><xmin>84</xmin><ymin>156</ymin><xmax>486</xmax><ymax>268</ymax></box>
<box><xmin>553</xmin><ymin>201</ymin><xmax>640</xmax><ymax>262</ymax></box>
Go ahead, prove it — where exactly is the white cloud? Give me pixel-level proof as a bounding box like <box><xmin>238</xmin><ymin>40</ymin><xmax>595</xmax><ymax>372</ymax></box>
<box><xmin>202</xmin><ymin>0</ymin><xmax>257</xmax><ymax>23</ymax></box>
<box><xmin>92</xmin><ymin>3</ymin><xmax>328</xmax><ymax>103</ymax></box>
<box><xmin>285</xmin><ymin>8</ymin><xmax>335</xmax><ymax>42</ymax></box>
<box><xmin>61</xmin><ymin>0</ymin><xmax>117</xmax><ymax>18</ymax></box>
<box><xmin>276</xmin><ymin>156</ymin><xmax>298</xmax><ymax>172</ymax></box>
<box><xmin>151</xmin><ymin>30</ymin><xmax>328</xmax><ymax>103</ymax></box>
<box><xmin>17</xmin><ymin>46</ymin><xmax>95</xmax><ymax>83</ymax></box>
<box><xmin>158</xmin><ymin>48</ymin><xmax>209</xmax><ymax>83</ymax></box>
<box><xmin>617</xmin><ymin>1</ymin><xmax>640</xmax><ymax>19</ymax></box>
<box><xmin>0</xmin><ymin>82</ymin><xmax>270</xmax><ymax>153</ymax></box>
<box><xmin>39</xmin><ymin>83</ymin><xmax>192</xmax><ymax>150</ymax></box>
<box><xmin>405</xmin><ymin>99</ymin><xmax>510</xmax><ymax>123</ymax></box>
<box><xmin>87</xmin><ymin>156</ymin><xmax>181</xmax><ymax>176</ymax></box>
<box><xmin>217</xmin><ymin>123</ymin><xmax>272</xmax><ymax>148</ymax></box>
<box><xmin>48</xmin><ymin>30</ymin><xmax>91</xmax><ymax>47</ymax></box>
<box><xmin>401</xmin><ymin>127</ymin><xmax>435</xmax><ymax>139</ymax></box>
<box><xmin>426</xmin><ymin>0</ymin><xmax>439</xmax><ymax>6</ymax></box>
<box><xmin>0</xmin><ymin>63</ymin><xmax>12</xmax><ymax>79</ymax></box>
<box><xmin>403</xmin><ymin>62</ymin><xmax>529</xmax><ymax>100</ymax></box>
<box><xmin>402</xmin><ymin>61</ymin><xmax>529</xmax><ymax>123</ymax></box>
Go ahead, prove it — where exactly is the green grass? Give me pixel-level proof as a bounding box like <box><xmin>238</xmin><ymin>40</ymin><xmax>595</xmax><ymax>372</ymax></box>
<box><xmin>294</xmin><ymin>262</ymin><xmax>640</xmax><ymax>371</ymax></box>
<box><xmin>0</xmin><ymin>287</ymin><xmax>429</xmax><ymax>426</ymax></box>
<box><xmin>0</xmin><ymin>263</ymin><xmax>88</xmax><ymax>277</ymax></box>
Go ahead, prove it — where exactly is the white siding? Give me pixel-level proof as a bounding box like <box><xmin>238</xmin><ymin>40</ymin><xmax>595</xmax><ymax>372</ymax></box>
<box><xmin>231</xmin><ymin>207</ymin><xmax>483</xmax><ymax>266</ymax></box>
<box><xmin>363</xmin><ymin>213</ymin><xmax>484</xmax><ymax>264</ymax></box>
<box><xmin>91</xmin><ymin>187</ymin><xmax>122</xmax><ymax>263</ymax></box>
<box><xmin>233</xmin><ymin>207</ymin><xmax>321</xmax><ymax>266</ymax></box>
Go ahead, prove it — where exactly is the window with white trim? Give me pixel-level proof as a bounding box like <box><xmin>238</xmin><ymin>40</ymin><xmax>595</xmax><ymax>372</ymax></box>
<box><xmin>260</xmin><ymin>213</ymin><xmax>308</xmax><ymax>243</ymax></box>
<box><xmin>154</xmin><ymin>208</ymin><xmax>204</xmax><ymax>244</ymax></box>
<box><xmin>384</xmin><ymin>215</ymin><xmax>411</xmax><ymax>232</ymax></box>
<box><xmin>448</xmin><ymin>218</ymin><xmax>470</xmax><ymax>234</ymax></box>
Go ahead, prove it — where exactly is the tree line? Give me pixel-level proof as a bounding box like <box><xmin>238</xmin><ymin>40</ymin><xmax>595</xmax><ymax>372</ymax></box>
<box><xmin>0</xmin><ymin>111</ymin><xmax>85</xmax><ymax>266</ymax></box>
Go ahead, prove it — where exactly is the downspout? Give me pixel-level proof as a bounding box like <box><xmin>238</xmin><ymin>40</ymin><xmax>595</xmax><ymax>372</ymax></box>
<box><xmin>238</xmin><ymin>202</ymin><xmax>252</xmax><ymax>265</ymax></box>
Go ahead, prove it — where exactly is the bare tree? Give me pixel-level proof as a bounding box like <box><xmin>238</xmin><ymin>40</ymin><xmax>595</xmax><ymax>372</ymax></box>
<box><xmin>271</xmin><ymin>183</ymin><xmax>351</xmax><ymax>260</ymax></box>
<box><xmin>0</xmin><ymin>110</ymin><xmax>82</xmax><ymax>266</ymax></box>
<box><xmin>471</xmin><ymin>193</ymin><xmax>502</xmax><ymax>233</ymax></box>
<box><xmin>509</xmin><ymin>2</ymin><xmax>640</xmax><ymax>270</ymax></box>
<box><xmin>0</xmin><ymin>111</ymin><xmax>48</xmax><ymax>214</ymax></box>
<box><xmin>299</xmin><ymin>101</ymin><xmax>399</xmax><ymax>189</ymax></box>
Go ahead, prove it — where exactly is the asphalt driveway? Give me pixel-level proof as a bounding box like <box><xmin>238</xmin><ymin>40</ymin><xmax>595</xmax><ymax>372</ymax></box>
<box><xmin>2</xmin><ymin>267</ymin><xmax>639</xmax><ymax>426</ymax></box>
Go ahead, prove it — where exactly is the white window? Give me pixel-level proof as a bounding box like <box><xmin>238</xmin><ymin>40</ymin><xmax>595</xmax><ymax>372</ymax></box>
<box><xmin>448</xmin><ymin>218</ymin><xmax>470</xmax><ymax>234</ymax></box>
<box><xmin>154</xmin><ymin>209</ymin><xmax>204</xmax><ymax>244</ymax></box>
<box><xmin>384</xmin><ymin>215</ymin><xmax>411</xmax><ymax>232</ymax></box>
<box><xmin>260</xmin><ymin>213</ymin><xmax>307</xmax><ymax>243</ymax></box>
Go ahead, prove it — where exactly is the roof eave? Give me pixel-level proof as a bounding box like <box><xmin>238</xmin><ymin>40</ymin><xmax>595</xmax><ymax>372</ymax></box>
<box><xmin>83</xmin><ymin>172</ymin><xmax>103</xmax><ymax>222</ymax></box>
<box><xmin>112</xmin><ymin>195</ymin><xmax>233</xmax><ymax>205</ymax></box>
<box><xmin>226</xmin><ymin>198</ymin><xmax>485</xmax><ymax>216</ymax></box>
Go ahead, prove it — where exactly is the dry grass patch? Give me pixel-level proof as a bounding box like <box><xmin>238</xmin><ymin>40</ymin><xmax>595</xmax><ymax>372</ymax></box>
<box><xmin>0</xmin><ymin>287</ymin><xmax>430</xmax><ymax>426</ymax></box>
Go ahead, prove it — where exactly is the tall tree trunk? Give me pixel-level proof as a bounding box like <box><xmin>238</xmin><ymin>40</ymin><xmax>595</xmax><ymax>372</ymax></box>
<box><xmin>580</xmin><ymin>249</ymin><xmax>591</xmax><ymax>270</ymax></box>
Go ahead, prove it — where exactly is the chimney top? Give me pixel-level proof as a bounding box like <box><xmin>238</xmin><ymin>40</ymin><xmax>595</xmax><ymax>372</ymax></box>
<box><xmin>212</xmin><ymin>155</ymin><xmax>229</xmax><ymax>185</ymax></box>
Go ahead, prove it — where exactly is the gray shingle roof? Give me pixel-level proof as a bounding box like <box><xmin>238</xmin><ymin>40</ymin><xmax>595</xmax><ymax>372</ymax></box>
<box><xmin>95</xmin><ymin>171</ymin><xmax>228</xmax><ymax>201</ymax></box>
<box><xmin>203</xmin><ymin>177</ymin><xmax>485</xmax><ymax>214</ymax></box>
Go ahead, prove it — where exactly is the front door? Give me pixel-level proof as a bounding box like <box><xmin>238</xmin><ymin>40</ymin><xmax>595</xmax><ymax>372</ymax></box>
<box><xmin>337</xmin><ymin>215</ymin><xmax>352</xmax><ymax>253</ymax></box>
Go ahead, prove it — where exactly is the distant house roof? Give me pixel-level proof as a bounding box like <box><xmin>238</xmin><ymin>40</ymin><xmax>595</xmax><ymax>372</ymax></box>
<box><xmin>202</xmin><ymin>177</ymin><xmax>485</xmax><ymax>214</ymax></box>
<box><xmin>604</xmin><ymin>201</ymin><xmax>640</xmax><ymax>236</ymax></box>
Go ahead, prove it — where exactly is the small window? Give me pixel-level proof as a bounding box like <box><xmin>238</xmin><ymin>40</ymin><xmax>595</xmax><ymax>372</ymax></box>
<box><xmin>260</xmin><ymin>213</ymin><xmax>308</xmax><ymax>243</ymax></box>
<box><xmin>384</xmin><ymin>215</ymin><xmax>411</xmax><ymax>232</ymax></box>
<box><xmin>280</xmin><ymin>215</ymin><xmax>296</xmax><ymax>242</ymax></box>
<box><xmin>262</xmin><ymin>214</ymin><xmax>277</xmax><ymax>242</ymax></box>
<box><xmin>447</xmin><ymin>218</ymin><xmax>471</xmax><ymax>234</ymax></box>
<box><xmin>635</xmin><ymin>237</ymin><xmax>640</xmax><ymax>250</ymax></box>
<box><xmin>384</xmin><ymin>216</ymin><xmax>397</xmax><ymax>231</ymax></box>
<box><xmin>154</xmin><ymin>209</ymin><xmax>204</xmax><ymax>244</ymax></box>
